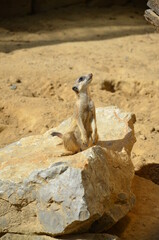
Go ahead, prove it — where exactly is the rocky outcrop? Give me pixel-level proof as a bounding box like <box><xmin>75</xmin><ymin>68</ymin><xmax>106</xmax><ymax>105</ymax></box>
<box><xmin>145</xmin><ymin>0</ymin><xmax>159</xmax><ymax>30</ymax></box>
<box><xmin>147</xmin><ymin>0</ymin><xmax>159</xmax><ymax>15</ymax></box>
<box><xmin>0</xmin><ymin>106</ymin><xmax>136</xmax><ymax>237</ymax></box>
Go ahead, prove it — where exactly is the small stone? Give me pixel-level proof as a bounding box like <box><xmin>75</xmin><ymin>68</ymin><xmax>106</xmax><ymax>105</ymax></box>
<box><xmin>10</xmin><ymin>84</ymin><xmax>17</xmax><ymax>90</ymax></box>
<box><xmin>125</xmin><ymin>56</ymin><xmax>129</xmax><ymax>62</ymax></box>
<box><xmin>139</xmin><ymin>135</ymin><xmax>147</xmax><ymax>140</ymax></box>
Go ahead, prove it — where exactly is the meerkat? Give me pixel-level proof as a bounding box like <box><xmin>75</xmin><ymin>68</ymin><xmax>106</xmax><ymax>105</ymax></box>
<box><xmin>51</xmin><ymin>73</ymin><xmax>98</xmax><ymax>154</ymax></box>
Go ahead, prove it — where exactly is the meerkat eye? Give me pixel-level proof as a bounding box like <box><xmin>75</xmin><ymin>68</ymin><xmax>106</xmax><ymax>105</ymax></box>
<box><xmin>78</xmin><ymin>76</ymin><xmax>84</xmax><ymax>83</ymax></box>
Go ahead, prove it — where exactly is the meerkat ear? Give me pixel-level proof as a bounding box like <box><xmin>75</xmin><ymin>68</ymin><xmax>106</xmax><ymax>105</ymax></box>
<box><xmin>72</xmin><ymin>86</ymin><xmax>79</xmax><ymax>93</ymax></box>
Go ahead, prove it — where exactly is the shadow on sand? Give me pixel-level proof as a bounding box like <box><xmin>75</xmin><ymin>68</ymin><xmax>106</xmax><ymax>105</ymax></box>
<box><xmin>0</xmin><ymin>4</ymin><xmax>154</xmax><ymax>53</ymax></box>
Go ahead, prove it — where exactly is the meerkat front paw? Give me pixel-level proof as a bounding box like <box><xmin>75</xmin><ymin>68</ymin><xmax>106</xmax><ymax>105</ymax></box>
<box><xmin>82</xmin><ymin>140</ymin><xmax>88</xmax><ymax>148</ymax></box>
<box><xmin>81</xmin><ymin>136</ymin><xmax>88</xmax><ymax>150</ymax></box>
<box><xmin>81</xmin><ymin>142</ymin><xmax>88</xmax><ymax>150</ymax></box>
<box><xmin>81</xmin><ymin>134</ymin><xmax>88</xmax><ymax>144</ymax></box>
<box><xmin>93</xmin><ymin>138</ymin><xmax>97</xmax><ymax>145</ymax></box>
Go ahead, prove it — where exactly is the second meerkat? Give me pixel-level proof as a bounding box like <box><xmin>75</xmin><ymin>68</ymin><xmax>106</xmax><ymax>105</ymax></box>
<box><xmin>51</xmin><ymin>73</ymin><xmax>98</xmax><ymax>154</ymax></box>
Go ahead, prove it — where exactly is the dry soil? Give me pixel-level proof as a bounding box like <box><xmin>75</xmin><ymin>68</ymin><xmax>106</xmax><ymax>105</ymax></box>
<box><xmin>0</xmin><ymin>4</ymin><xmax>159</xmax><ymax>240</ymax></box>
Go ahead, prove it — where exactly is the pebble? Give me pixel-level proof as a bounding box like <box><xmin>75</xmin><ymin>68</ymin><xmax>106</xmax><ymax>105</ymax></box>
<box><xmin>125</xmin><ymin>56</ymin><xmax>129</xmax><ymax>62</ymax></box>
<box><xmin>139</xmin><ymin>134</ymin><xmax>147</xmax><ymax>140</ymax></box>
<box><xmin>10</xmin><ymin>84</ymin><xmax>17</xmax><ymax>90</ymax></box>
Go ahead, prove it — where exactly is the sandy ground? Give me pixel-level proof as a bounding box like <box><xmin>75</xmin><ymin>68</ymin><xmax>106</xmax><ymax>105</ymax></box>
<box><xmin>0</xmin><ymin>3</ymin><xmax>159</xmax><ymax>240</ymax></box>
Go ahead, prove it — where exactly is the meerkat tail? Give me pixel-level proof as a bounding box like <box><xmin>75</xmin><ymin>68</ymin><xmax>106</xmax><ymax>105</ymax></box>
<box><xmin>51</xmin><ymin>132</ymin><xmax>63</xmax><ymax>138</ymax></box>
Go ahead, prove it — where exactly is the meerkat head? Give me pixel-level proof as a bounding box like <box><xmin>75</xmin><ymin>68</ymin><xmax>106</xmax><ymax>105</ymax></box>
<box><xmin>72</xmin><ymin>73</ymin><xmax>93</xmax><ymax>94</ymax></box>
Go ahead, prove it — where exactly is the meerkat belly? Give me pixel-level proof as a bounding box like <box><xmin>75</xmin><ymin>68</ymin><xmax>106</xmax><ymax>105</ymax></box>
<box><xmin>83</xmin><ymin>108</ymin><xmax>93</xmax><ymax>138</ymax></box>
<box><xmin>87</xmin><ymin>112</ymin><xmax>93</xmax><ymax>137</ymax></box>
<box><xmin>73</xmin><ymin>111</ymin><xmax>90</xmax><ymax>143</ymax></box>
<box><xmin>72</xmin><ymin>102</ymin><xmax>93</xmax><ymax>146</ymax></box>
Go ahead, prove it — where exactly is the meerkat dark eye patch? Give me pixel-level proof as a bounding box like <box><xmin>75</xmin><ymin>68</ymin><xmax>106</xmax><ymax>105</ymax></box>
<box><xmin>78</xmin><ymin>76</ymin><xmax>84</xmax><ymax>83</ymax></box>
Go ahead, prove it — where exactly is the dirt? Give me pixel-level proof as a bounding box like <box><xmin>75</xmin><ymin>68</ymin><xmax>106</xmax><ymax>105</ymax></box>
<box><xmin>108</xmin><ymin>175</ymin><xmax>159</xmax><ymax>240</ymax></box>
<box><xmin>0</xmin><ymin>3</ymin><xmax>159</xmax><ymax>240</ymax></box>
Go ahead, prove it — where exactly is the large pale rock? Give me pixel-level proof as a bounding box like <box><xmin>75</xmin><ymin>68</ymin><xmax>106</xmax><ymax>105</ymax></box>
<box><xmin>1</xmin><ymin>233</ymin><xmax>120</xmax><ymax>240</ymax></box>
<box><xmin>0</xmin><ymin>106</ymin><xmax>136</xmax><ymax>237</ymax></box>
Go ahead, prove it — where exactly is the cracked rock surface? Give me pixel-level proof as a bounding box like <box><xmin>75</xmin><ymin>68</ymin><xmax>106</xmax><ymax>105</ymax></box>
<box><xmin>0</xmin><ymin>106</ymin><xmax>135</xmax><ymax>237</ymax></box>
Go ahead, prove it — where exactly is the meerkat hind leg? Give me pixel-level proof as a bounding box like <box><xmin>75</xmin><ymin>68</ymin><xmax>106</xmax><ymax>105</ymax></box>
<box><xmin>63</xmin><ymin>132</ymin><xmax>80</xmax><ymax>154</ymax></box>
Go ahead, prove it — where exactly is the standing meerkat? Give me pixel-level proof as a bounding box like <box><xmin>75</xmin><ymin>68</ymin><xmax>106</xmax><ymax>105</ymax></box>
<box><xmin>51</xmin><ymin>73</ymin><xmax>98</xmax><ymax>154</ymax></box>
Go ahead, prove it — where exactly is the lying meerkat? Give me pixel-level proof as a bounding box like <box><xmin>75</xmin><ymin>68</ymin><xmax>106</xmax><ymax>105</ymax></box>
<box><xmin>51</xmin><ymin>73</ymin><xmax>98</xmax><ymax>154</ymax></box>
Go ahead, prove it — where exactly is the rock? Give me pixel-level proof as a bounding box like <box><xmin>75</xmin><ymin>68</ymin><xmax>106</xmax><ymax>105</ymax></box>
<box><xmin>0</xmin><ymin>106</ymin><xmax>136</xmax><ymax>237</ymax></box>
<box><xmin>144</xmin><ymin>9</ymin><xmax>159</xmax><ymax>29</ymax></box>
<box><xmin>95</xmin><ymin>107</ymin><xmax>136</xmax><ymax>155</ymax></box>
<box><xmin>0</xmin><ymin>234</ymin><xmax>51</xmax><ymax>240</ymax></box>
<box><xmin>147</xmin><ymin>0</ymin><xmax>159</xmax><ymax>16</ymax></box>
<box><xmin>145</xmin><ymin>0</ymin><xmax>159</xmax><ymax>29</ymax></box>
<box><xmin>1</xmin><ymin>233</ymin><xmax>120</xmax><ymax>240</ymax></box>
<box><xmin>10</xmin><ymin>84</ymin><xmax>17</xmax><ymax>90</ymax></box>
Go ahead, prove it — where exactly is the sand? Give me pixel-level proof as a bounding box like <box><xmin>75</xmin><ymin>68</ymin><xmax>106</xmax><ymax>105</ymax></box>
<box><xmin>0</xmin><ymin>3</ymin><xmax>159</xmax><ymax>240</ymax></box>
